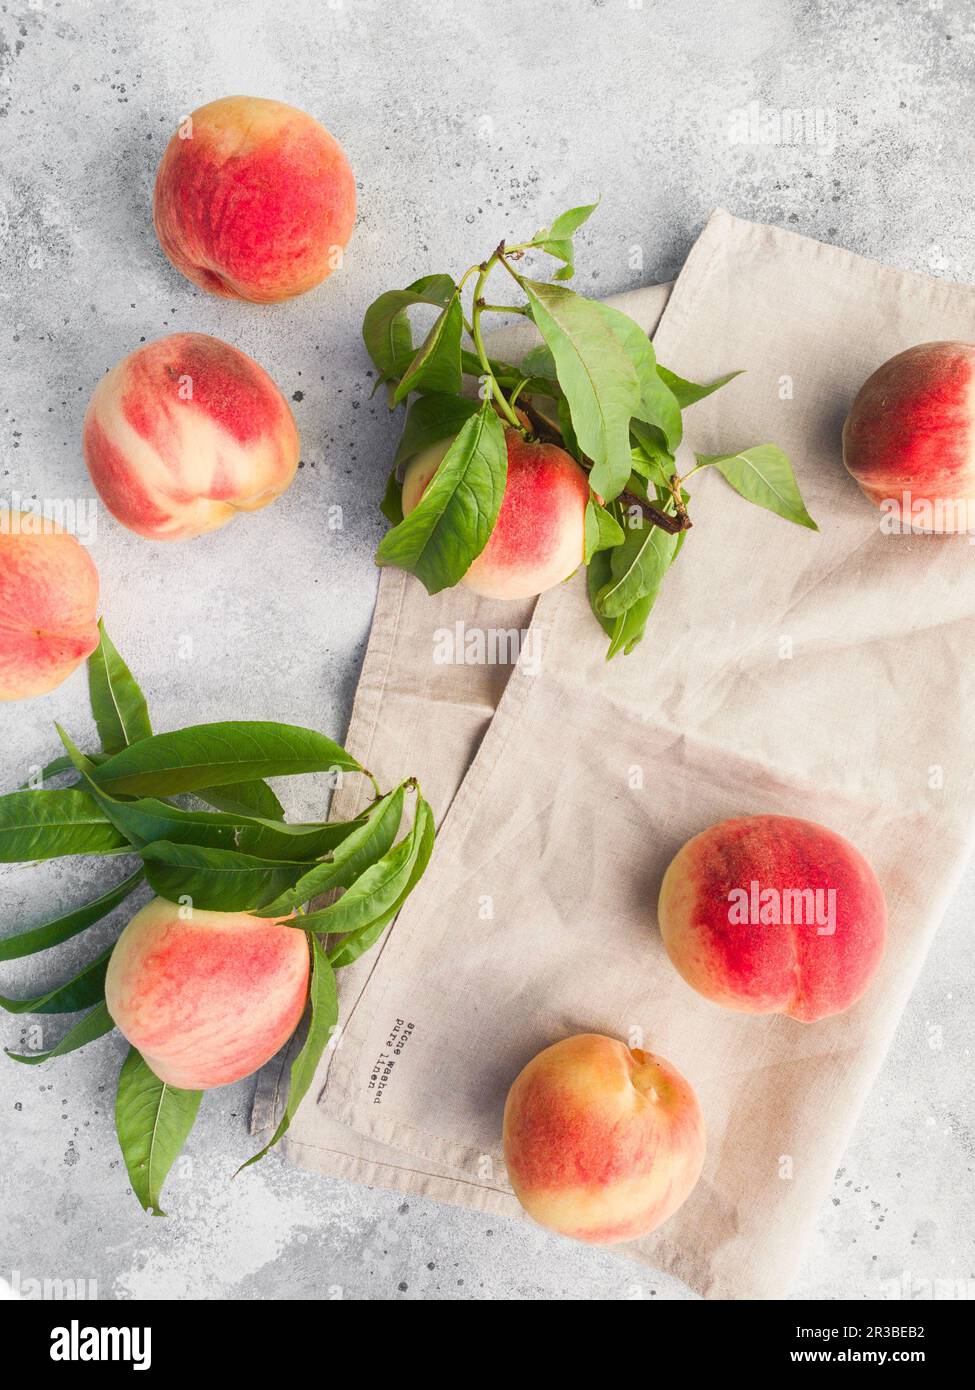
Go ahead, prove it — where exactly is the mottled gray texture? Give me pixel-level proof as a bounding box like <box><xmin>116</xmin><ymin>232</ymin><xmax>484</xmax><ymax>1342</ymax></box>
<box><xmin>1</xmin><ymin>0</ymin><xmax>972</xmax><ymax>1301</ymax></box>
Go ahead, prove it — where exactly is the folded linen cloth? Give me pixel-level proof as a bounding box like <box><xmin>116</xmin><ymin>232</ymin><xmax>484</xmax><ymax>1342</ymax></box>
<box><xmin>254</xmin><ymin>211</ymin><xmax>975</xmax><ymax>1298</ymax></box>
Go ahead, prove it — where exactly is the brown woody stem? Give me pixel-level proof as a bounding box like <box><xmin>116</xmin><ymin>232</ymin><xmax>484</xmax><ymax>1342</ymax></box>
<box><xmin>520</xmin><ymin>397</ymin><xmax>692</xmax><ymax>534</ymax></box>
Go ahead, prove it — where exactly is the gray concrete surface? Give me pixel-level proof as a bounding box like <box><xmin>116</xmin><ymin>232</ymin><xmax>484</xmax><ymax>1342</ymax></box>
<box><xmin>1</xmin><ymin>0</ymin><xmax>973</xmax><ymax>1301</ymax></box>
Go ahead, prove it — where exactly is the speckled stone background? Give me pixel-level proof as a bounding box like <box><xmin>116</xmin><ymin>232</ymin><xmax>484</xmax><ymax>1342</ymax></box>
<box><xmin>1</xmin><ymin>0</ymin><xmax>973</xmax><ymax>1301</ymax></box>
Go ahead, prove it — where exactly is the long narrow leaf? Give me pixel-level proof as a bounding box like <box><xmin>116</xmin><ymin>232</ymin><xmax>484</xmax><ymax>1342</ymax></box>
<box><xmin>0</xmin><ymin>868</ymin><xmax>144</xmax><ymax>962</ymax></box>
<box><xmin>88</xmin><ymin>620</ymin><xmax>153</xmax><ymax>752</ymax></box>
<box><xmin>5</xmin><ymin>1001</ymin><xmax>115</xmax><ymax>1064</ymax></box>
<box><xmin>115</xmin><ymin>1049</ymin><xmax>202</xmax><ymax>1216</ymax></box>
<box><xmin>0</xmin><ymin>788</ymin><xmax>129</xmax><ymax>862</ymax></box>
<box><xmin>195</xmin><ymin>780</ymin><xmax>285</xmax><ymax>821</ymax></box>
<box><xmin>237</xmin><ymin>937</ymin><xmax>337</xmax><ymax>1170</ymax></box>
<box><xmin>393</xmin><ymin>294</ymin><xmax>463</xmax><ymax>402</ymax></box>
<box><xmin>0</xmin><ymin>945</ymin><xmax>112</xmax><ymax>1015</ymax></box>
<box><xmin>522</xmin><ymin>278</ymin><xmax>640</xmax><ymax>501</ymax></box>
<box><xmin>329</xmin><ymin>796</ymin><xmax>436</xmax><ymax>968</ymax></box>
<box><xmin>256</xmin><ymin>785</ymin><xmax>406</xmax><ymax>916</ymax></box>
<box><xmin>375</xmin><ymin>403</ymin><xmax>507</xmax><ymax>594</ymax></box>
<box><xmin>139</xmin><ymin>841</ymin><xmax>306</xmax><ymax>913</ymax></box>
<box><xmin>92</xmin><ymin>722</ymin><xmax>364</xmax><ymax>798</ymax></box>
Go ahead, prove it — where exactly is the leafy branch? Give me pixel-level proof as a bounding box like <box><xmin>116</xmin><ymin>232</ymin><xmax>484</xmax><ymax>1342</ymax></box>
<box><xmin>362</xmin><ymin>202</ymin><xmax>817</xmax><ymax>658</ymax></box>
<box><xmin>0</xmin><ymin>624</ymin><xmax>434</xmax><ymax>1213</ymax></box>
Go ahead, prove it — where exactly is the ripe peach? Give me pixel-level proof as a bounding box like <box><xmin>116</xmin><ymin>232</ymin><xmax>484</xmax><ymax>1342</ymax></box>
<box><xmin>843</xmin><ymin>342</ymin><xmax>975</xmax><ymax>531</ymax></box>
<box><xmin>402</xmin><ymin>429</ymin><xmax>590</xmax><ymax>600</ymax></box>
<box><xmin>658</xmin><ymin>815</ymin><xmax>887</xmax><ymax>1023</ymax></box>
<box><xmin>83</xmin><ymin>332</ymin><xmax>300</xmax><ymax>541</ymax></box>
<box><xmin>502</xmin><ymin>1033</ymin><xmax>706</xmax><ymax>1244</ymax></box>
<box><xmin>153</xmin><ymin>95</ymin><xmax>356</xmax><ymax>303</ymax></box>
<box><xmin>105</xmin><ymin>897</ymin><xmax>309</xmax><ymax>1090</ymax></box>
<box><xmin>0</xmin><ymin>514</ymin><xmax>99</xmax><ymax>701</ymax></box>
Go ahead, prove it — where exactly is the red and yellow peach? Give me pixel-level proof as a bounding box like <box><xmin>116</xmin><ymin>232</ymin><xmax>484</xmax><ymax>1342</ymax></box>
<box><xmin>0</xmin><ymin>514</ymin><xmax>100</xmax><ymax>701</ymax></box>
<box><xmin>503</xmin><ymin>1033</ymin><xmax>706</xmax><ymax>1244</ymax></box>
<box><xmin>82</xmin><ymin>332</ymin><xmax>300</xmax><ymax>541</ymax></box>
<box><xmin>153</xmin><ymin>95</ymin><xmax>356</xmax><ymax>304</ymax></box>
<box><xmin>105</xmin><ymin>897</ymin><xmax>309</xmax><ymax>1090</ymax></box>
<box><xmin>402</xmin><ymin>428</ymin><xmax>590</xmax><ymax>600</ymax></box>
<box><xmin>658</xmin><ymin>815</ymin><xmax>887</xmax><ymax>1023</ymax></box>
<box><xmin>843</xmin><ymin>341</ymin><xmax>975</xmax><ymax>531</ymax></box>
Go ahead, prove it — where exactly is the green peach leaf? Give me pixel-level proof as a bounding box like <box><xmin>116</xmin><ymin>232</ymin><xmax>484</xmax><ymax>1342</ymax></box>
<box><xmin>362</xmin><ymin>275</ymin><xmax>457</xmax><ymax>381</ymax></box>
<box><xmin>698</xmin><ymin>446</ymin><xmax>818</xmax><ymax>530</ymax></box>
<box><xmin>629</xmin><ymin>420</ymin><xmax>676</xmax><ymax>490</ymax></box>
<box><xmin>115</xmin><ymin>1048</ymin><xmax>202</xmax><ymax>1216</ymax></box>
<box><xmin>328</xmin><ymin>795</ymin><xmax>436</xmax><ymax>967</ymax></box>
<box><xmin>522</xmin><ymin>279</ymin><xmax>640</xmax><ymax>502</ymax></box>
<box><xmin>87</xmin><ymin>621</ymin><xmax>153</xmax><ymax>753</ymax></box>
<box><xmin>139</xmin><ymin>841</ymin><xmax>307</xmax><ymax>913</ymax></box>
<box><xmin>195</xmin><ymin>779</ymin><xmax>285</xmax><ymax>822</ymax></box>
<box><xmin>6</xmin><ymin>1001</ymin><xmax>115</xmax><ymax>1064</ymax></box>
<box><xmin>461</xmin><ymin>349</ymin><xmax>521</xmax><ymax>386</ymax></box>
<box><xmin>528</xmin><ymin>203</ymin><xmax>598</xmax><ymax>278</ymax></box>
<box><xmin>237</xmin><ymin>935</ymin><xmax>337</xmax><ymax>1170</ymax></box>
<box><xmin>300</xmin><ymin>796</ymin><xmax>434</xmax><ymax>940</ymax></box>
<box><xmin>102</xmin><ymin>796</ymin><xmax>355</xmax><ymax>862</ymax></box>
<box><xmin>583</xmin><ymin>498</ymin><xmax>625</xmax><ymax>563</ymax></box>
<box><xmin>0</xmin><ymin>945</ymin><xmax>112</xmax><ymax>1015</ymax></box>
<box><xmin>375</xmin><ymin>403</ymin><xmax>507</xmax><ymax>594</ymax></box>
<box><xmin>519</xmin><ymin>344</ymin><xmax>557</xmax><ymax>381</ymax></box>
<box><xmin>548</xmin><ymin>203</ymin><xmax>599</xmax><ymax>239</ymax></box>
<box><xmin>657</xmin><ymin>366</ymin><xmax>742</xmax><ymax>409</ymax></box>
<box><xmin>91</xmin><ymin>722</ymin><xmax>363</xmax><ymax>798</ymax></box>
<box><xmin>256</xmin><ymin>785</ymin><xmax>406</xmax><ymax>917</ymax></box>
<box><xmin>0</xmin><ymin>868</ymin><xmax>144</xmax><ymax>962</ymax></box>
<box><xmin>591</xmin><ymin>304</ymin><xmax>682</xmax><ymax>450</ymax></box>
<box><xmin>380</xmin><ymin>468</ymin><xmax>404</xmax><ymax>526</ymax></box>
<box><xmin>393</xmin><ymin>393</ymin><xmax>480</xmax><ymax>469</ymax></box>
<box><xmin>393</xmin><ymin>294</ymin><xmax>464</xmax><ymax>403</ymax></box>
<box><xmin>595</xmin><ymin>515</ymin><xmax>679</xmax><ymax>619</ymax></box>
<box><xmin>0</xmin><ymin>788</ymin><xmax>129</xmax><ymax>862</ymax></box>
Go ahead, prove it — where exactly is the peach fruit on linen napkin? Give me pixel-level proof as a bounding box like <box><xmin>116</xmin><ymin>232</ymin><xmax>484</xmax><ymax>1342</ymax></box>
<box><xmin>254</xmin><ymin>213</ymin><xmax>975</xmax><ymax>1299</ymax></box>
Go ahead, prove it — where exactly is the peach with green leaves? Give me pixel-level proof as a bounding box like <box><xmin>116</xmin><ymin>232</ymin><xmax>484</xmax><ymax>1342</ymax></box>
<box><xmin>0</xmin><ymin>626</ymin><xmax>434</xmax><ymax>1213</ymax></box>
<box><xmin>364</xmin><ymin>200</ymin><xmax>816</xmax><ymax>657</ymax></box>
<box><xmin>399</xmin><ymin>426</ymin><xmax>591</xmax><ymax>601</ymax></box>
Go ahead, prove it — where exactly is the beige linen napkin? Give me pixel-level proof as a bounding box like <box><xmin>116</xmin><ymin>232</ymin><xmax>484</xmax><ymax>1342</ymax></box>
<box><xmin>254</xmin><ymin>212</ymin><xmax>975</xmax><ymax>1298</ymax></box>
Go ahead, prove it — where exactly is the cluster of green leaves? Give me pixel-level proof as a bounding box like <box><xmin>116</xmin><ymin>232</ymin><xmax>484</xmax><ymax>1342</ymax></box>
<box><xmin>363</xmin><ymin>203</ymin><xmax>817</xmax><ymax>658</ymax></box>
<box><xmin>0</xmin><ymin>623</ymin><xmax>433</xmax><ymax>1213</ymax></box>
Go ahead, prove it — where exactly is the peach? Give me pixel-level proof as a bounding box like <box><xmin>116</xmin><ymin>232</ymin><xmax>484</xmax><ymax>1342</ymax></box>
<box><xmin>105</xmin><ymin>897</ymin><xmax>309</xmax><ymax>1090</ymax></box>
<box><xmin>402</xmin><ymin>429</ymin><xmax>590</xmax><ymax>600</ymax></box>
<box><xmin>502</xmin><ymin>1033</ymin><xmax>706</xmax><ymax>1244</ymax></box>
<box><xmin>843</xmin><ymin>341</ymin><xmax>975</xmax><ymax>531</ymax></box>
<box><xmin>153</xmin><ymin>95</ymin><xmax>356</xmax><ymax>303</ymax></box>
<box><xmin>658</xmin><ymin>815</ymin><xmax>887</xmax><ymax>1023</ymax></box>
<box><xmin>0</xmin><ymin>513</ymin><xmax>99</xmax><ymax>701</ymax></box>
<box><xmin>83</xmin><ymin>332</ymin><xmax>300</xmax><ymax>541</ymax></box>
